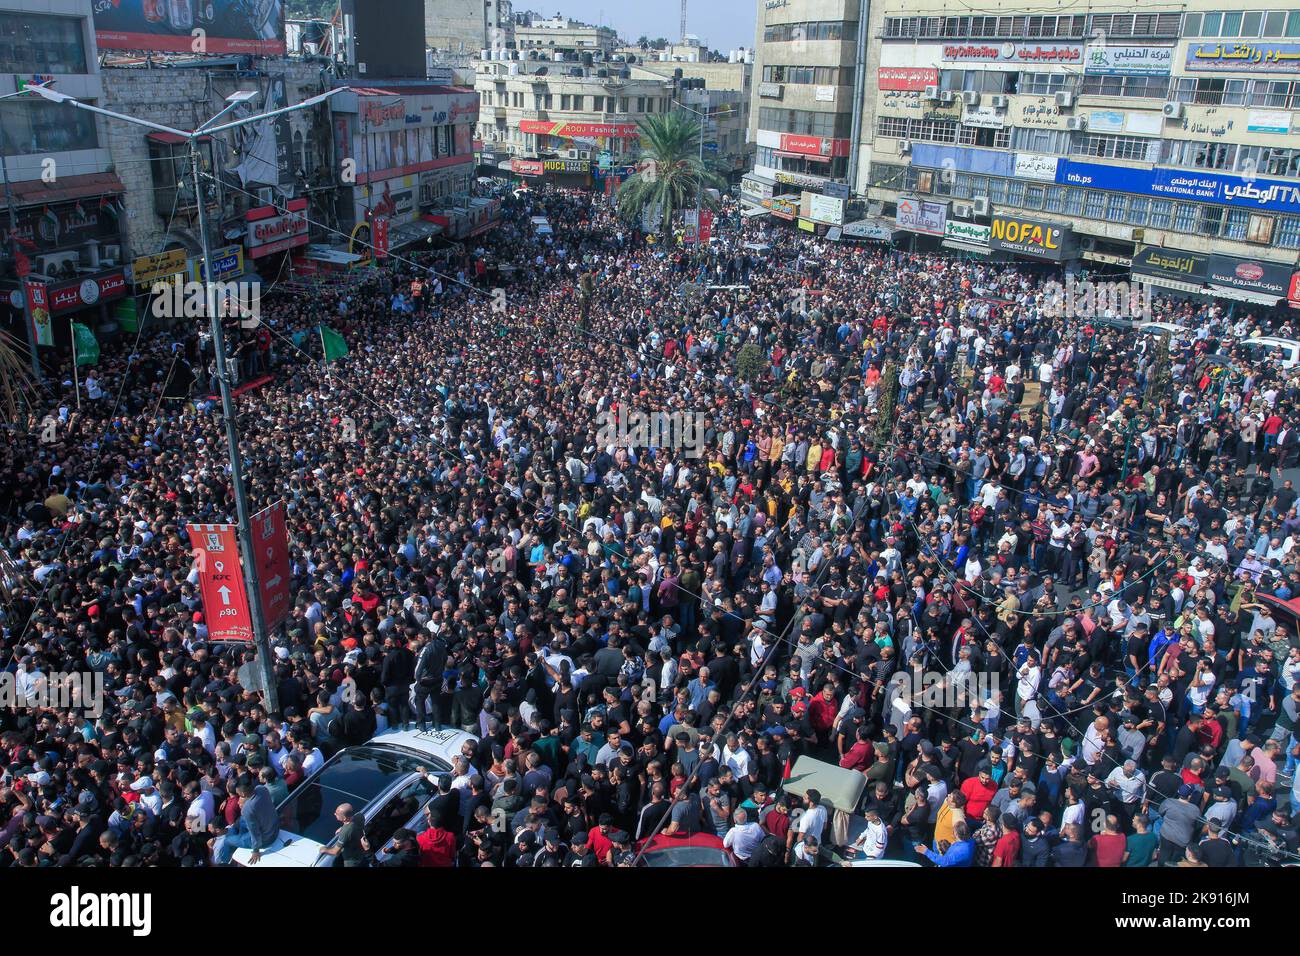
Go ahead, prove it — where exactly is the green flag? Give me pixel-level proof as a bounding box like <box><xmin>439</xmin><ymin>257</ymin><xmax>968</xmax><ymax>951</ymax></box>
<box><xmin>319</xmin><ymin>325</ymin><xmax>348</xmax><ymax>362</ymax></box>
<box><xmin>72</xmin><ymin>322</ymin><xmax>99</xmax><ymax>366</ymax></box>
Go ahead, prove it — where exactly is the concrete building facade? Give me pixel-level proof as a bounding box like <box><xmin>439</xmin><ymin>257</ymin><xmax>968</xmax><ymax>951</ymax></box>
<box><xmin>743</xmin><ymin>0</ymin><xmax>869</xmax><ymax>229</ymax></box>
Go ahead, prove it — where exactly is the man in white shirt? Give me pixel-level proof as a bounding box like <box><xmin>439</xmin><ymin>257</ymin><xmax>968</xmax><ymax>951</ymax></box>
<box><xmin>846</xmin><ymin>807</ymin><xmax>890</xmax><ymax>861</ymax></box>
<box><xmin>722</xmin><ymin>808</ymin><xmax>766</xmax><ymax>864</ymax></box>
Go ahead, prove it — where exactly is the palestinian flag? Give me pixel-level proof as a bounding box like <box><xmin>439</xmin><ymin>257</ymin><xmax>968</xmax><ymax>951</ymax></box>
<box><xmin>98</xmin><ymin>195</ymin><xmax>121</xmax><ymax>224</ymax></box>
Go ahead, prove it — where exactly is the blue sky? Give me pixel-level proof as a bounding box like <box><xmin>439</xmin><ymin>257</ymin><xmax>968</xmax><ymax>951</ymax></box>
<box><xmin>533</xmin><ymin>0</ymin><xmax>758</xmax><ymax>53</ymax></box>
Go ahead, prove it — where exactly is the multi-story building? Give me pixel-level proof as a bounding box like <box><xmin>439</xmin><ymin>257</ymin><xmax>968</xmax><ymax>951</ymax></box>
<box><xmin>743</xmin><ymin>0</ymin><xmax>869</xmax><ymax>231</ymax></box>
<box><xmin>634</xmin><ymin>60</ymin><xmax>754</xmax><ymax>176</ymax></box>
<box><xmin>861</xmin><ymin>1</ymin><xmax>1300</xmax><ymax>306</ymax></box>
<box><xmin>426</xmin><ymin>0</ymin><xmax>514</xmax><ymax>54</ymax></box>
<box><xmin>0</xmin><ymin>0</ymin><xmax>127</xmax><ymax>353</ymax></box>
<box><xmin>512</xmin><ymin>13</ymin><xmax>617</xmax><ymax>57</ymax></box>
<box><xmin>474</xmin><ymin>49</ymin><xmax>676</xmax><ymax>182</ymax></box>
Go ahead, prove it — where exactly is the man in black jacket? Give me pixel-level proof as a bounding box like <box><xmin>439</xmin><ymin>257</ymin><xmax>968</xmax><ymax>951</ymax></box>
<box><xmin>413</xmin><ymin>635</ymin><xmax>448</xmax><ymax>732</ymax></box>
<box><xmin>382</xmin><ymin>636</ymin><xmax>416</xmax><ymax>731</ymax></box>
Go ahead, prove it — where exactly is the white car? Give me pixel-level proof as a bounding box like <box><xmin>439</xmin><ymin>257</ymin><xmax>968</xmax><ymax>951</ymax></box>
<box><xmin>1241</xmin><ymin>335</ymin><xmax>1300</xmax><ymax>369</ymax></box>
<box><xmin>231</xmin><ymin>727</ymin><xmax>477</xmax><ymax>867</ymax></box>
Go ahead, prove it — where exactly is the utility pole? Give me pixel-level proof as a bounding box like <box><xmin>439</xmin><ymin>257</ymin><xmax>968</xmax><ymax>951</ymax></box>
<box><xmin>23</xmin><ymin>83</ymin><xmax>342</xmax><ymax>716</ymax></box>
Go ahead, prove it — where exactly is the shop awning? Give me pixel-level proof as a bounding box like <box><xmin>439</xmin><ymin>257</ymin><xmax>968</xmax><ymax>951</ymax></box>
<box><xmin>840</xmin><ymin>218</ymin><xmax>897</xmax><ymax>241</ymax></box>
<box><xmin>740</xmin><ymin>206</ymin><xmax>770</xmax><ymax>218</ymax></box>
<box><xmin>776</xmin><ymin>151</ymin><xmax>830</xmax><ymax>162</ymax></box>
<box><xmin>742</xmin><ymin>173</ymin><xmax>775</xmax><ymax>186</ymax></box>
<box><xmin>942</xmin><ymin>239</ymin><xmax>992</xmax><ymax>256</ymax></box>
<box><xmin>388</xmin><ymin>219</ymin><xmax>444</xmax><ymax>250</ymax></box>
<box><xmin>1205</xmin><ymin>285</ymin><xmax>1284</xmax><ymax>306</ymax></box>
<box><xmin>8</xmin><ymin>171</ymin><xmax>124</xmax><ymax>205</ymax></box>
<box><xmin>1130</xmin><ymin>273</ymin><xmax>1205</xmax><ymax>296</ymax></box>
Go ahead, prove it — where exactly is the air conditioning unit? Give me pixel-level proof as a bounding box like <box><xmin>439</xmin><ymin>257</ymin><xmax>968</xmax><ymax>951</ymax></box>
<box><xmin>972</xmin><ymin>196</ymin><xmax>990</xmax><ymax>216</ymax></box>
<box><xmin>898</xmin><ymin>139</ymin><xmax>913</xmax><ymax>153</ymax></box>
<box><xmin>1066</xmin><ymin>116</ymin><xmax>1088</xmax><ymax>131</ymax></box>
<box><xmin>1162</xmin><ymin>100</ymin><xmax>1185</xmax><ymax>119</ymax></box>
<box><xmin>952</xmin><ymin>202</ymin><xmax>974</xmax><ymax>218</ymax></box>
<box><xmin>1054</xmin><ymin>91</ymin><xmax>1074</xmax><ymax>109</ymax></box>
<box><xmin>1078</xmin><ymin>236</ymin><xmax>1097</xmax><ymax>252</ymax></box>
<box><xmin>962</xmin><ymin>91</ymin><xmax>980</xmax><ymax>107</ymax></box>
<box><xmin>940</xmin><ymin>90</ymin><xmax>956</xmax><ymax>104</ymax></box>
<box><xmin>923</xmin><ymin>84</ymin><xmax>940</xmax><ymax>100</ymax></box>
<box><xmin>990</xmin><ymin>95</ymin><xmax>1008</xmax><ymax>109</ymax></box>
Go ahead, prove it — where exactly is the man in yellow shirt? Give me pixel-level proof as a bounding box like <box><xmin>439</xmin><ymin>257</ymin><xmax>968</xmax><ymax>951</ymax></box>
<box><xmin>932</xmin><ymin>790</ymin><xmax>968</xmax><ymax>848</ymax></box>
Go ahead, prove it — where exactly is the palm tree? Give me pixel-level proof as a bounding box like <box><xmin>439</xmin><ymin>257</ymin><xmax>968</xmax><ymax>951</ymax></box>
<box><xmin>0</xmin><ymin>329</ymin><xmax>39</xmax><ymax>429</ymax></box>
<box><xmin>616</xmin><ymin>111</ymin><xmax>726</xmax><ymax>235</ymax></box>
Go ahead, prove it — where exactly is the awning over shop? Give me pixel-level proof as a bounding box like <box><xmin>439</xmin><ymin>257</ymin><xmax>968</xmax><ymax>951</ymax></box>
<box><xmin>388</xmin><ymin>219</ymin><xmax>444</xmax><ymax>250</ymax></box>
<box><xmin>942</xmin><ymin>239</ymin><xmax>992</xmax><ymax>256</ymax></box>
<box><xmin>1205</xmin><ymin>285</ymin><xmax>1284</xmax><ymax>306</ymax></box>
<box><xmin>1131</xmin><ymin>273</ymin><xmax>1205</xmax><ymax>296</ymax></box>
<box><xmin>8</xmin><ymin>171</ymin><xmax>124</xmax><ymax>205</ymax></box>
<box><xmin>740</xmin><ymin>206</ymin><xmax>770</xmax><ymax>218</ymax></box>
<box><xmin>839</xmin><ymin>218</ymin><xmax>897</xmax><ymax>241</ymax></box>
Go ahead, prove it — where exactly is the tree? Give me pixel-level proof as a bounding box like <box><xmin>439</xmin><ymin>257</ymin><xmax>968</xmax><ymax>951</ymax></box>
<box><xmin>736</xmin><ymin>341</ymin><xmax>766</xmax><ymax>383</ymax></box>
<box><xmin>0</xmin><ymin>329</ymin><xmax>40</xmax><ymax>430</ymax></box>
<box><xmin>616</xmin><ymin>112</ymin><xmax>726</xmax><ymax>235</ymax></box>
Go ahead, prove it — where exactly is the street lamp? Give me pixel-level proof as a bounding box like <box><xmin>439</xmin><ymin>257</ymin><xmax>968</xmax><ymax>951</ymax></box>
<box><xmin>23</xmin><ymin>83</ymin><xmax>343</xmax><ymax>714</ymax></box>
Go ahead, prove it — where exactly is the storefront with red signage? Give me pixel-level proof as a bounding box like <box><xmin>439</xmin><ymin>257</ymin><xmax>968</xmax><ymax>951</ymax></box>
<box><xmin>0</xmin><ymin>172</ymin><xmax>126</xmax><ymax>358</ymax></box>
<box><xmin>245</xmin><ymin>198</ymin><xmax>310</xmax><ymax>273</ymax></box>
<box><xmin>329</xmin><ymin>83</ymin><xmax>479</xmax><ymax>255</ymax></box>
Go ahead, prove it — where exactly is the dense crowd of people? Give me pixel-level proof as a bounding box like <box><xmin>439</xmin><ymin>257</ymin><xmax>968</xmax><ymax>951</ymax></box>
<box><xmin>2</xmin><ymin>180</ymin><xmax>1299</xmax><ymax>869</ymax></box>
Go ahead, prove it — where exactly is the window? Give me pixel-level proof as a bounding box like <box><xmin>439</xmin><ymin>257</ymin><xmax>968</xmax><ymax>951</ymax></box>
<box><xmin>1024</xmin><ymin>184</ymin><xmax>1045</xmax><ymax>209</ymax></box>
<box><xmin>1127</xmin><ymin>197</ymin><xmax>1149</xmax><ymax>224</ymax></box>
<box><xmin>0</xmin><ymin>12</ymin><xmax>87</xmax><ymax>75</ymax></box>
<box><xmin>1184</xmin><ymin>13</ymin><xmax>1202</xmax><ymax>36</ymax></box>
<box><xmin>1243</xmin><ymin>12</ymin><xmax>1263</xmax><ymax>36</ymax></box>
<box><xmin>1198</xmin><ymin>206</ymin><xmax>1224</xmax><ymax>236</ymax></box>
<box><xmin>149</xmin><ymin>137</ymin><xmax>216</xmax><ymax>214</ymax></box>
<box><xmin>1065</xmin><ymin>188</ymin><xmax>1086</xmax><ymax>216</ymax></box>
<box><xmin>1201</xmin><ymin>12</ymin><xmax>1222</xmax><ymax>37</ymax></box>
<box><xmin>1073</xmin><ymin>133</ymin><xmax>1158</xmax><ymax>162</ymax></box>
<box><xmin>1222</xmin><ymin>11</ymin><xmax>1243</xmax><ymax>37</ymax></box>
<box><xmin>1079</xmin><ymin>74</ymin><xmax>1168</xmax><ymax>99</ymax></box>
<box><xmin>1247</xmin><ymin>214</ymin><xmax>1275</xmax><ymax>244</ymax></box>
<box><xmin>1105</xmin><ymin>193</ymin><xmax>1128</xmax><ymax>221</ymax></box>
<box><xmin>1044</xmin><ymin>186</ymin><xmax>1067</xmax><ymax>213</ymax></box>
<box><xmin>0</xmin><ymin>98</ymin><xmax>98</xmax><ymax>156</ymax></box>
<box><xmin>1277</xmin><ymin>216</ymin><xmax>1300</xmax><ymax>248</ymax></box>
<box><xmin>1084</xmin><ymin>191</ymin><xmax>1105</xmax><ymax>219</ymax></box>
<box><xmin>1018</xmin><ymin>72</ymin><xmax>1072</xmax><ymax>95</ymax></box>
<box><xmin>1174</xmin><ymin>203</ymin><xmax>1198</xmax><ymax>232</ymax></box>
<box><xmin>1149</xmin><ymin>200</ymin><xmax>1173</xmax><ymax>230</ymax></box>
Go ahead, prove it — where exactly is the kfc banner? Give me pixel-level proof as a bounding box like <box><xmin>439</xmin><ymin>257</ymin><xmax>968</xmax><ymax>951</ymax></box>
<box><xmin>251</xmin><ymin>502</ymin><xmax>291</xmax><ymax>630</ymax></box>
<box><xmin>187</xmin><ymin>523</ymin><xmax>254</xmax><ymax>643</ymax></box>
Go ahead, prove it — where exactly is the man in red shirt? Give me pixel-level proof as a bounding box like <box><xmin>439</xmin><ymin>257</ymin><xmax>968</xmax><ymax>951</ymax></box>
<box><xmin>808</xmin><ymin>683</ymin><xmax>840</xmax><ymax>748</ymax></box>
<box><xmin>991</xmin><ymin>815</ymin><xmax>1020</xmax><ymax>867</ymax></box>
<box><xmin>960</xmin><ymin>767</ymin><xmax>998</xmax><ymax>821</ymax></box>
<box><xmin>416</xmin><ymin>808</ymin><xmax>457</xmax><ymax>866</ymax></box>
<box><xmin>1087</xmin><ymin>815</ymin><xmax>1127</xmax><ymax>867</ymax></box>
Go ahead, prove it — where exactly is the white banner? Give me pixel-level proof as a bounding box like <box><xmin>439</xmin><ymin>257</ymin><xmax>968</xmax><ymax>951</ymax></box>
<box><xmin>1014</xmin><ymin>153</ymin><xmax>1058</xmax><ymax>182</ymax></box>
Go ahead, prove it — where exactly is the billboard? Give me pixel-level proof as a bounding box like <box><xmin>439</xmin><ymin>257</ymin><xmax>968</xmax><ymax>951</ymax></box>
<box><xmin>1131</xmin><ymin>245</ymin><xmax>1209</xmax><ymax>282</ymax></box>
<box><xmin>187</xmin><ymin>523</ymin><xmax>254</xmax><ymax>643</ymax></box>
<box><xmin>942</xmin><ymin>43</ymin><xmax>1081</xmax><ymax>63</ymax></box>
<box><xmin>895</xmin><ymin>195</ymin><xmax>947</xmax><ymax>235</ymax></box>
<box><xmin>1084</xmin><ymin>45</ymin><xmax>1173</xmax><ymax>75</ymax></box>
<box><xmin>878</xmin><ymin>68</ymin><xmax>937</xmax><ymax>91</ymax></box>
<box><xmin>989</xmin><ymin>213</ymin><xmax>1072</xmax><ymax>260</ymax></box>
<box><xmin>1206</xmin><ymin>254</ymin><xmax>1291</xmax><ymax>297</ymax></box>
<box><xmin>342</xmin><ymin>0</ymin><xmax>425</xmax><ymax>79</ymax></box>
<box><xmin>1186</xmin><ymin>42</ymin><xmax>1300</xmax><ymax>72</ymax></box>
<box><xmin>246</xmin><ymin>198</ymin><xmax>308</xmax><ymax>258</ymax></box>
<box><xmin>519</xmin><ymin>120</ymin><xmax>640</xmax><ymax>138</ymax></box>
<box><xmin>93</xmin><ymin>0</ymin><xmax>286</xmax><ymax>56</ymax></box>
